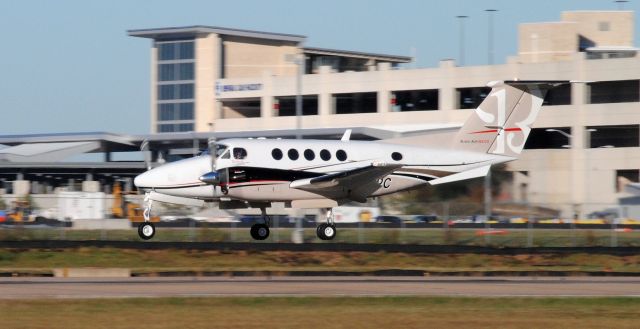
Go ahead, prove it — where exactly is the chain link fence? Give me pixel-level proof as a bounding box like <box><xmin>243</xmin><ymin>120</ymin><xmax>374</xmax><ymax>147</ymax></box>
<box><xmin>1</xmin><ymin>194</ymin><xmax>639</xmax><ymax>247</ymax></box>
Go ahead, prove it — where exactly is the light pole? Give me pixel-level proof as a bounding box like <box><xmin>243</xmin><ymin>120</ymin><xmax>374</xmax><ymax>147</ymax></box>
<box><xmin>485</xmin><ymin>9</ymin><xmax>498</xmax><ymax>65</ymax></box>
<box><xmin>285</xmin><ymin>53</ymin><xmax>304</xmax><ymax>140</ymax></box>
<box><xmin>456</xmin><ymin>15</ymin><xmax>468</xmax><ymax>66</ymax></box>
<box><xmin>295</xmin><ymin>54</ymin><xmax>303</xmax><ymax>140</ymax></box>
<box><xmin>584</xmin><ymin>129</ymin><xmax>598</xmax><ymax>215</ymax></box>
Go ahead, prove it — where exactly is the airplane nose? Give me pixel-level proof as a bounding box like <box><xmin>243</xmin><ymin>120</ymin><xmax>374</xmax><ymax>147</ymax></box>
<box><xmin>134</xmin><ymin>171</ymin><xmax>151</xmax><ymax>188</ymax></box>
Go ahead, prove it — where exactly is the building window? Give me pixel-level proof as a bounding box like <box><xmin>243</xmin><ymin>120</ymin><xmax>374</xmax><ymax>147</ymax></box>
<box><xmin>336</xmin><ymin>150</ymin><xmax>347</xmax><ymax>161</ymax></box>
<box><xmin>177</xmin><ymin>123</ymin><xmax>193</xmax><ymax>132</ymax></box>
<box><xmin>588</xmin><ymin>80</ymin><xmax>640</xmax><ymax>104</ymax></box>
<box><xmin>158</xmin><ymin>83</ymin><xmax>194</xmax><ymax>100</ymax></box>
<box><xmin>178</xmin><ymin>42</ymin><xmax>195</xmax><ymax>59</ymax></box>
<box><xmin>157</xmin><ymin>123</ymin><xmax>193</xmax><ymax>133</ymax></box>
<box><xmin>334</xmin><ymin>92</ymin><xmax>377</xmax><ymax>114</ymax></box>
<box><xmin>272</xmin><ymin>148</ymin><xmax>283</xmax><ymax>160</ymax></box>
<box><xmin>392</xmin><ymin>89</ymin><xmax>438</xmax><ymax>111</ymax></box>
<box><xmin>158</xmin><ymin>41</ymin><xmax>195</xmax><ymax>61</ymax></box>
<box><xmin>616</xmin><ymin>169</ymin><xmax>639</xmax><ymax>192</ymax></box>
<box><xmin>158</xmin><ymin>103</ymin><xmax>175</xmax><ymax>121</ymax></box>
<box><xmin>304</xmin><ymin>149</ymin><xmax>315</xmax><ymax>161</ymax></box>
<box><xmin>221</xmin><ymin>99</ymin><xmax>261</xmax><ymax>118</ymax></box>
<box><xmin>457</xmin><ymin>87</ymin><xmax>491</xmax><ymax>109</ymax></box>
<box><xmin>159</xmin><ymin>43</ymin><xmax>176</xmax><ymax>61</ymax></box>
<box><xmin>288</xmin><ymin>149</ymin><xmax>299</xmax><ymax>160</ymax></box>
<box><xmin>178</xmin><ymin>103</ymin><xmax>194</xmax><ymax>120</ymax></box>
<box><xmin>320</xmin><ymin>149</ymin><xmax>331</xmax><ymax>161</ymax></box>
<box><xmin>159</xmin><ymin>63</ymin><xmax>194</xmax><ymax>81</ymax></box>
<box><xmin>157</xmin><ymin>102</ymin><xmax>194</xmax><ymax>121</ymax></box>
<box><xmin>158</xmin><ymin>124</ymin><xmax>174</xmax><ymax>133</ymax></box>
<box><xmin>275</xmin><ymin>95</ymin><xmax>319</xmax><ymax>116</ymax></box>
<box><xmin>524</xmin><ymin>127</ymin><xmax>572</xmax><ymax>149</ymax></box>
<box><xmin>587</xmin><ymin>125</ymin><xmax>640</xmax><ymax>148</ymax></box>
<box><xmin>543</xmin><ymin>83</ymin><xmax>571</xmax><ymax>106</ymax></box>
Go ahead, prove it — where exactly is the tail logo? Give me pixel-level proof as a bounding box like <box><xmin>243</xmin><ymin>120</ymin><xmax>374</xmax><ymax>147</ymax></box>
<box><xmin>470</xmin><ymin>87</ymin><xmax>542</xmax><ymax>155</ymax></box>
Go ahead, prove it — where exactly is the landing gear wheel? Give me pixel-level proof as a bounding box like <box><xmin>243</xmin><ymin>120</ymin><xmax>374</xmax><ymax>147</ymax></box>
<box><xmin>316</xmin><ymin>223</ymin><xmax>336</xmax><ymax>240</ymax></box>
<box><xmin>138</xmin><ymin>222</ymin><xmax>156</xmax><ymax>240</ymax></box>
<box><xmin>250</xmin><ymin>223</ymin><xmax>270</xmax><ymax>240</ymax></box>
<box><xmin>323</xmin><ymin>224</ymin><xmax>336</xmax><ymax>240</ymax></box>
<box><xmin>316</xmin><ymin>223</ymin><xmax>326</xmax><ymax>239</ymax></box>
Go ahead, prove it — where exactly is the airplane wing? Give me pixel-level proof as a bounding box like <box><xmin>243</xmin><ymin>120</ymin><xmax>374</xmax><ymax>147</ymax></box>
<box><xmin>290</xmin><ymin>163</ymin><xmax>402</xmax><ymax>202</ymax></box>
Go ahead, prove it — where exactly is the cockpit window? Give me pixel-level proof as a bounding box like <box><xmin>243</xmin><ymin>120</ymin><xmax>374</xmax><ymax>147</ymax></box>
<box><xmin>215</xmin><ymin>145</ymin><xmax>228</xmax><ymax>157</ymax></box>
<box><xmin>221</xmin><ymin>150</ymin><xmax>230</xmax><ymax>159</ymax></box>
<box><xmin>233</xmin><ymin>148</ymin><xmax>248</xmax><ymax>160</ymax></box>
<box><xmin>199</xmin><ymin>144</ymin><xmax>228</xmax><ymax>158</ymax></box>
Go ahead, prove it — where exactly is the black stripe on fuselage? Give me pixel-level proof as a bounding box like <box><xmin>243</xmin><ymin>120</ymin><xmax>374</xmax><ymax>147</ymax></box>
<box><xmin>227</xmin><ymin>166</ymin><xmax>322</xmax><ymax>184</ymax></box>
<box><xmin>390</xmin><ymin>173</ymin><xmax>434</xmax><ymax>182</ymax></box>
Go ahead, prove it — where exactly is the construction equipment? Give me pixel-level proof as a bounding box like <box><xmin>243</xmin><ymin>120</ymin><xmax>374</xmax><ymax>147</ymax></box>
<box><xmin>112</xmin><ymin>181</ymin><xmax>159</xmax><ymax>222</ymax></box>
<box><xmin>8</xmin><ymin>199</ymin><xmax>33</xmax><ymax>222</ymax></box>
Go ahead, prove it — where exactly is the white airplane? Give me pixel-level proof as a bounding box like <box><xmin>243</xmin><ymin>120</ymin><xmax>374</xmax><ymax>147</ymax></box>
<box><xmin>134</xmin><ymin>80</ymin><xmax>567</xmax><ymax>241</ymax></box>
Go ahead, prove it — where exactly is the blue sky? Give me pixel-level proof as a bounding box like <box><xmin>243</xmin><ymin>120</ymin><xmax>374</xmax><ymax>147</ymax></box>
<box><xmin>0</xmin><ymin>0</ymin><xmax>638</xmax><ymax>135</ymax></box>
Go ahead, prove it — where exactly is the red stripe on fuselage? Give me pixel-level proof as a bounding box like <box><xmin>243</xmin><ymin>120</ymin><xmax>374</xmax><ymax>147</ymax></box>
<box><xmin>470</xmin><ymin>127</ymin><xmax>522</xmax><ymax>134</ymax></box>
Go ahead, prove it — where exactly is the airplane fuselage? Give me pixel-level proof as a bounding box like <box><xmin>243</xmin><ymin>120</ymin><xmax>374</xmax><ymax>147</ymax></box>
<box><xmin>134</xmin><ymin>138</ymin><xmax>510</xmax><ymax>206</ymax></box>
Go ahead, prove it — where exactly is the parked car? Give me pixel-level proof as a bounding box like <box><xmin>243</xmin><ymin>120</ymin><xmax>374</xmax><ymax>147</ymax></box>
<box><xmin>374</xmin><ymin>215</ymin><xmax>403</xmax><ymax>224</ymax></box>
<box><xmin>413</xmin><ymin>215</ymin><xmax>438</xmax><ymax>223</ymax></box>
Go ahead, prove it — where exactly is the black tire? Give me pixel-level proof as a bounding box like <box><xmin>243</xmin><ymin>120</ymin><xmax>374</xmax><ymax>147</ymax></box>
<box><xmin>138</xmin><ymin>222</ymin><xmax>155</xmax><ymax>240</ymax></box>
<box><xmin>316</xmin><ymin>223</ymin><xmax>328</xmax><ymax>240</ymax></box>
<box><xmin>250</xmin><ymin>223</ymin><xmax>270</xmax><ymax>240</ymax></box>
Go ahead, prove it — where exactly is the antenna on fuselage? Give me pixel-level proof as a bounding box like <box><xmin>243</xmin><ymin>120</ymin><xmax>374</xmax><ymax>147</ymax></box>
<box><xmin>341</xmin><ymin>129</ymin><xmax>352</xmax><ymax>142</ymax></box>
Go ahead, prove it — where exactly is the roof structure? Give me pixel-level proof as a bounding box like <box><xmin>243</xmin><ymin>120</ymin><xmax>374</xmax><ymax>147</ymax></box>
<box><xmin>303</xmin><ymin>47</ymin><xmax>412</xmax><ymax>63</ymax></box>
<box><xmin>128</xmin><ymin>25</ymin><xmax>306</xmax><ymax>43</ymax></box>
<box><xmin>128</xmin><ymin>26</ymin><xmax>411</xmax><ymax>63</ymax></box>
<box><xmin>0</xmin><ymin>142</ymin><xmax>100</xmax><ymax>162</ymax></box>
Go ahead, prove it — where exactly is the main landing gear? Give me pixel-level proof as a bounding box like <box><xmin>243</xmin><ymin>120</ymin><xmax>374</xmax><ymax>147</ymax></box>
<box><xmin>316</xmin><ymin>208</ymin><xmax>336</xmax><ymax>240</ymax></box>
<box><xmin>138</xmin><ymin>193</ymin><xmax>156</xmax><ymax>240</ymax></box>
<box><xmin>250</xmin><ymin>207</ymin><xmax>270</xmax><ymax>240</ymax></box>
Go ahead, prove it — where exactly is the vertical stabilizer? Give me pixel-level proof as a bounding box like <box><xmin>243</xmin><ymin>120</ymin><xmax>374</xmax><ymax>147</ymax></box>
<box><xmin>453</xmin><ymin>80</ymin><xmax>567</xmax><ymax>157</ymax></box>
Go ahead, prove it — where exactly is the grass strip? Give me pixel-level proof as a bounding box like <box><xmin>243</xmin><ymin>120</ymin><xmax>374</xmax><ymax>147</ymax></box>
<box><xmin>1</xmin><ymin>296</ymin><xmax>639</xmax><ymax>329</ymax></box>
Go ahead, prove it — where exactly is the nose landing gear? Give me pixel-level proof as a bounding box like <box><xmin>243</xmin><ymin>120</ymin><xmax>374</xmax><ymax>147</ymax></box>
<box><xmin>316</xmin><ymin>208</ymin><xmax>336</xmax><ymax>240</ymax></box>
<box><xmin>138</xmin><ymin>193</ymin><xmax>156</xmax><ymax>240</ymax></box>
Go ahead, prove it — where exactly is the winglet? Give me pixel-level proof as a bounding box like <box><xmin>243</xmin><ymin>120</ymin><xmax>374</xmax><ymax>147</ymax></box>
<box><xmin>341</xmin><ymin>129</ymin><xmax>352</xmax><ymax>142</ymax></box>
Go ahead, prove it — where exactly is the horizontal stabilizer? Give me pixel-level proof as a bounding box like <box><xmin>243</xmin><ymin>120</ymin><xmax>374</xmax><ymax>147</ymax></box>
<box><xmin>428</xmin><ymin>165</ymin><xmax>490</xmax><ymax>186</ymax></box>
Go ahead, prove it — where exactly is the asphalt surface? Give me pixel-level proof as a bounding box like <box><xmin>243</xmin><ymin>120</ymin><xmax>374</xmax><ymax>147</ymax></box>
<box><xmin>1</xmin><ymin>276</ymin><xmax>639</xmax><ymax>299</ymax></box>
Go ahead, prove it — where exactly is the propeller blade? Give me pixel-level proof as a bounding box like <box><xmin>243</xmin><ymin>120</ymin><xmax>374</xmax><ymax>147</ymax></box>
<box><xmin>208</xmin><ymin>136</ymin><xmax>217</xmax><ymax>172</ymax></box>
<box><xmin>140</xmin><ymin>139</ymin><xmax>152</xmax><ymax>170</ymax></box>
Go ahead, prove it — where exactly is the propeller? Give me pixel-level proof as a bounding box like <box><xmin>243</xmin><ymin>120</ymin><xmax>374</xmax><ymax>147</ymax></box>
<box><xmin>198</xmin><ymin>136</ymin><xmax>221</xmax><ymax>185</ymax></box>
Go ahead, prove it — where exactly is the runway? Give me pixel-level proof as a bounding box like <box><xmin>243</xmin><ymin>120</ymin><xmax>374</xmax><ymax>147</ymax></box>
<box><xmin>1</xmin><ymin>276</ymin><xmax>639</xmax><ymax>299</ymax></box>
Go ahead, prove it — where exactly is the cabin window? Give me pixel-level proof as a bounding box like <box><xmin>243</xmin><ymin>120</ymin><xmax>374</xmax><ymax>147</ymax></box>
<box><xmin>320</xmin><ymin>149</ymin><xmax>331</xmax><ymax>161</ymax></box>
<box><xmin>391</xmin><ymin>152</ymin><xmax>403</xmax><ymax>161</ymax></box>
<box><xmin>288</xmin><ymin>149</ymin><xmax>299</xmax><ymax>160</ymax></box>
<box><xmin>272</xmin><ymin>148</ymin><xmax>283</xmax><ymax>160</ymax></box>
<box><xmin>304</xmin><ymin>149</ymin><xmax>315</xmax><ymax>161</ymax></box>
<box><xmin>336</xmin><ymin>150</ymin><xmax>347</xmax><ymax>161</ymax></box>
<box><xmin>233</xmin><ymin>148</ymin><xmax>247</xmax><ymax>159</ymax></box>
